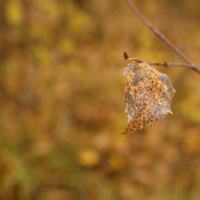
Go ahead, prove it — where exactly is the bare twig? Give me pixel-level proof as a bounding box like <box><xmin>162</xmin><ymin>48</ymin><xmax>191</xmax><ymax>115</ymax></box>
<box><xmin>125</xmin><ymin>0</ymin><xmax>200</xmax><ymax>74</ymax></box>
<box><xmin>148</xmin><ymin>62</ymin><xmax>200</xmax><ymax>74</ymax></box>
<box><xmin>148</xmin><ymin>62</ymin><xmax>192</xmax><ymax>68</ymax></box>
<box><xmin>124</xmin><ymin>51</ymin><xmax>200</xmax><ymax>74</ymax></box>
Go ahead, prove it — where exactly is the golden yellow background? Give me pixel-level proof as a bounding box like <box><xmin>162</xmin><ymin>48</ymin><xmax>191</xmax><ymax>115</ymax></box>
<box><xmin>1</xmin><ymin>0</ymin><xmax>200</xmax><ymax>199</ymax></box>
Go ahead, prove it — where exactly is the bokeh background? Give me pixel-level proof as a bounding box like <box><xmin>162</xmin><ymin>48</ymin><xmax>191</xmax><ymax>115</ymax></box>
<box><xmin>1</xmin><ymin>0</ymin><xmax>200</xmax><ymax>199</ymax></box>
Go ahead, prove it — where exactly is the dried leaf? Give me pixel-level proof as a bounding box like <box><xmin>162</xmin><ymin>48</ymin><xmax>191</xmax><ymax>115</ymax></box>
<box><xmin>122</xmin><ymin>61</ymin><xmax>175</xmax><ymax>134</ymax></box>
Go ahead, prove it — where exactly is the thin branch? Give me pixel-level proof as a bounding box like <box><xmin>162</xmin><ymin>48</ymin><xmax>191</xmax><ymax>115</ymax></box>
<box><xmin>148</xmin><ymin>62</ymin><xmax>200</xmax><ymax>74</ymax></box>
<box><xmin>148</xmin><ymin>62</ymin><xmax>192</xmax><ymax>67</ymax></box>
<box><xmin>125</xmin><ymin>0</ymin><xmax>200</xmax><ymax>74</ymax></box>
<box><xmin>124</xmin><ymin>51</ymin><xmax>200</xmax><ymax>74</ymax></box>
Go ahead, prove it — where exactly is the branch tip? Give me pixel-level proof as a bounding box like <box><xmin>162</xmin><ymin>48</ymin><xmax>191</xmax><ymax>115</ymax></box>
<box><xmin>124</xmin><ymin>51</ymin><xmax>129</xmax><ymax>60</ymax></box>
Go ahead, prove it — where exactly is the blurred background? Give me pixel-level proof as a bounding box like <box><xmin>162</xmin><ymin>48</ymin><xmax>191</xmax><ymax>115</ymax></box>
<box><xmin>0</xmin><ymin>0</ymin><xmax>200</xmax><ymax>199</ymax></box>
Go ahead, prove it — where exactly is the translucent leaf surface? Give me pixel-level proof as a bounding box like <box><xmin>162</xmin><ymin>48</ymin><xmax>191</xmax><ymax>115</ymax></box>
<box><xmin>122</xmin><ymin>61</ymin><xmax>176</xmax><ymax>134</ymax></box>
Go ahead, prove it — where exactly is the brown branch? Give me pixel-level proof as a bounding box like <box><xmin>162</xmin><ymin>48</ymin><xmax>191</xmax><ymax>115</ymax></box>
<box><xmin>148</xmin><ymin>62</ymin><xmax>200</xmax><ymax>74</ymax></box>
<box><xmin>124</xmin><ymin>51</ymin><xmax>200</xmax><ymax>74</ymax></box>
<box><xmin>125</xmin><ymin>0</ymin><xmax>200</xmax><ymax>75</ymax></box>
<box><xmin>148</xmin><ymin>62</ymin><xmax>192</xmax><ymax>67</ymax></box>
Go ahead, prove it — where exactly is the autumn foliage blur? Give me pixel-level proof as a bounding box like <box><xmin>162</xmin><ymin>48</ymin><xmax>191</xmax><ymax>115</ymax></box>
<box><xmin>1</xmin><ymin>0</ymin><xmax>200</xmax><ymax>199</ymax></box>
